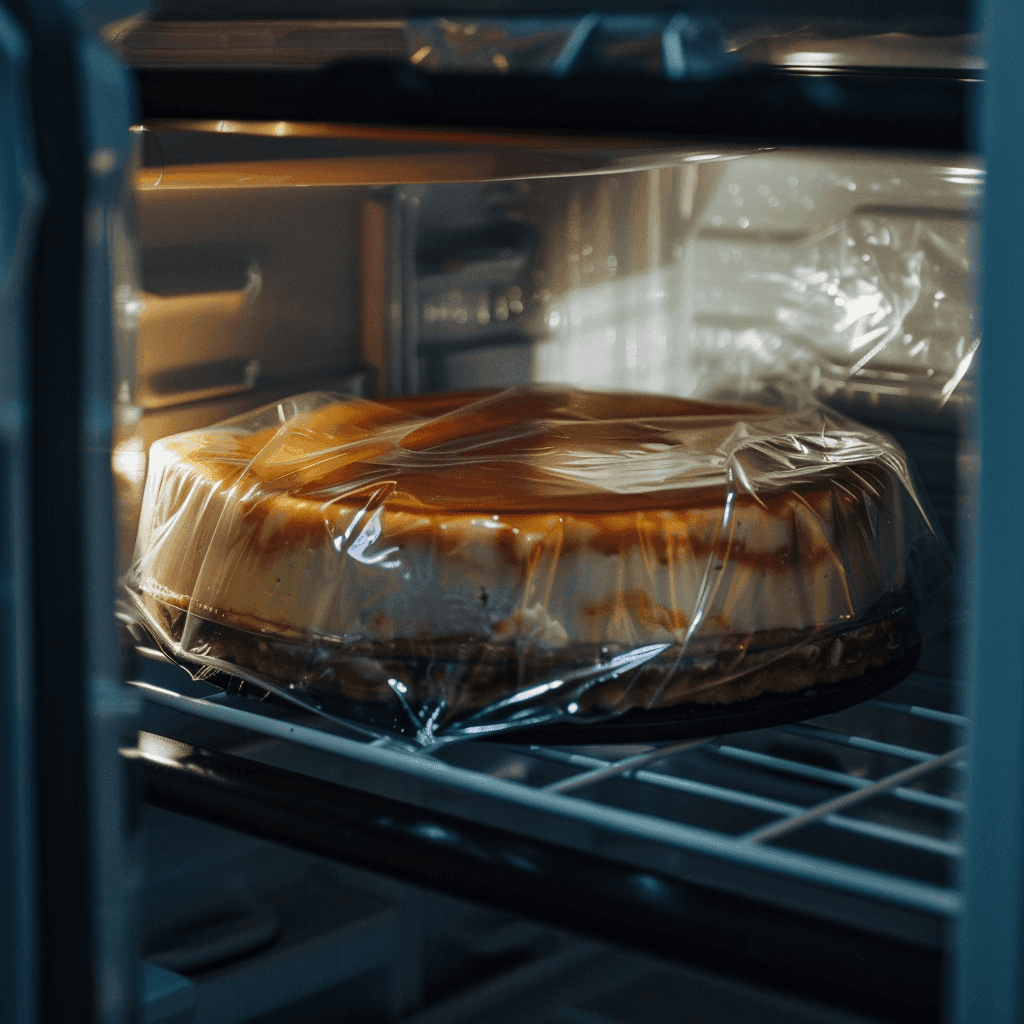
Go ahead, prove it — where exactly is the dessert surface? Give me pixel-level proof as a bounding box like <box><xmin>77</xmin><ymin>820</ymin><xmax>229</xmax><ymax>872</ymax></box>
<box><xmin>127</xmin><ymin>386</ymin><xmax>926</xmax><ymax>735</ymax></box>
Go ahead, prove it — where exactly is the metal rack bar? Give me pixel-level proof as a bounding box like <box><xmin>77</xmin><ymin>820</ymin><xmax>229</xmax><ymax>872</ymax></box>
<box><xmin>517</xmin><ymin>744</ymin><xmax>805</xmax><ymax>814</ymax></box>
<box><xmin>779</xmin><ymin>724</ymin><xmax>963</xmax><ymax>765</ymax></box>
<box><xmin>742</xmin><ymin>747</ymin><xmax>966</xmax><ymax>845</ymax></box>
<box><xmin>515</xmin><ymin>742</ymin><xmax>960</xmax><ymax>856</ymax></box>
<box><xmin>714</xmin><ymin>745</ymin><xmax>963</xmax><ymax>814</ymax></box>
<box><xmin>130</xmin><ymin>679</ymin><xmax>961</xmax><ymax>916</ymax></box>
<box><xmin>128</xmin><ymin>735</ymin><xmax>944</xmax><ymax>1024</ymax></box>
<box><xmin>541</xmin><ymin>738</ymin><xmax>711</xmax><ymax>793</ymax></box>
<box><xmin>868</xmin><ymin>698</ymin><xmax>968</xmax><ymax>728</ymax></box>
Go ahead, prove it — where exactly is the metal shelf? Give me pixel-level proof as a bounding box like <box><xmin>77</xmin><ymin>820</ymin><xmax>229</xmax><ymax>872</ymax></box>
<box><xmin>133</xmin><ymin>63</ymin><xmax>976</xmax><ymax>152</ymax></box>
<box><xmin>127</xmin><ymin>659</ymin><xmax>963</xmax><ymax>1020</ymax></box>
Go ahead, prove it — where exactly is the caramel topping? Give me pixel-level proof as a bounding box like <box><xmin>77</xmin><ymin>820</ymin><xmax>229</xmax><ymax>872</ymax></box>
<box><xmin>168</xmin><ymin>387</ymin><xmax>821</xmax><ymax>516</ymax></box>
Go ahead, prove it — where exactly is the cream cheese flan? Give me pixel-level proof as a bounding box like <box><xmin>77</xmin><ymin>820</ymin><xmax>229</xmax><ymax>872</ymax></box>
<box><xmin>128</xmin><ymin>387</ymin><xmax>915</xmax><ymax>716</ymax></box>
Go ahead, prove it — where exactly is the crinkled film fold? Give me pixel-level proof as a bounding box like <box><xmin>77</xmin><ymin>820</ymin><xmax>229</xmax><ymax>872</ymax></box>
<box><xmin>124</xmin><ymin>386</ymin><xmax>949</xmax><ymax>745</ymax></box>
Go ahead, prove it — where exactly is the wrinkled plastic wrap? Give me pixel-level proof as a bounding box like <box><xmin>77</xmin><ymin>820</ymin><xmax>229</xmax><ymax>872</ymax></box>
<box><xmin>123</xmin><ymin>386</ymin><xmax>949</xmax><ymax>745</ymax></box>
<box><xmin>688</xmin><ymin>204</ymin><xmax>978</xmax><ymax>404</ymax></box>
<box><xmin>532</xmin><ymin>153</ymin><xmax>980</xmax><ymax>407</ymax></box>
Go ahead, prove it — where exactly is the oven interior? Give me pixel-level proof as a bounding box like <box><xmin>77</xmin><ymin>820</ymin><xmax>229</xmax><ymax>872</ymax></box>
<box><xmin>3</xmin><ymin>5</ymin><xmax>997</xmax><ymax>1024</ymax></box>
<box><xmin>122</xmin><ymin>117</ymin><xmax>973</xmax><ymax>1024</ymax></box>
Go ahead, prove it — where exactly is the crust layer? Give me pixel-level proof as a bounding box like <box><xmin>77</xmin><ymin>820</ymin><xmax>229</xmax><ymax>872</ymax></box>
<box><xmin>139</xmin><ymin>588</ymin><xmax>910</xmax><ymax>718</ymax></box>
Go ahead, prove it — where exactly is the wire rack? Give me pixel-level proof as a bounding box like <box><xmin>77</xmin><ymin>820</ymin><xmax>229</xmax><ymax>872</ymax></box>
<box><xmin>130</xmin><ymin>653</ymin><xmax>964</xmax><ymax>950</ymax></box>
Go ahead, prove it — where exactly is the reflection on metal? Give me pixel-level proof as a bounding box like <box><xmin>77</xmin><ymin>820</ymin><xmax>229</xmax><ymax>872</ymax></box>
<box><xmin>136</xmin><ymin>118</ymin><xmax>683</xmax><ymax>153</ymax></box>
<box><xmin>133</xmin><ymin>151</ymin><xmax>689</xmax><ymax>189</ymax></box>
<box><xmin>735</xmin><ymin>32</ymin><xmax>983</xmax><ymax>72</ymax></box>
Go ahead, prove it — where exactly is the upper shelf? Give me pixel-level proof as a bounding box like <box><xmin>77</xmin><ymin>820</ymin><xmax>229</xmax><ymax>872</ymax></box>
<box><xmin>133</xmin><ymin>62</ymin><xmax>975</xmax><ymax>152</ymax></box>
<box><xmin>110</xmin><ymin>13</ymin><xmax>980</xmax><ymax>75</ymax></box>
<box><xmin>113</xmin><ymin>15</ymin><xmax>978</xmax><ymax>151</ymax></box>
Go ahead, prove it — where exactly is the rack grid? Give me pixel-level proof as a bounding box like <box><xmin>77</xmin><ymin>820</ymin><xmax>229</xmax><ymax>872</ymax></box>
<box><xmin>130</xmin><ymin>658</ymin><xmax>964</xmax><ymax>941</ymax></box>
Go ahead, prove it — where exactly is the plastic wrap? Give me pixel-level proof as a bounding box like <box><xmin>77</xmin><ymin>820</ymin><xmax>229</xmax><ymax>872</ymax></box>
<box><xmin>688</xmin><ymin>204</ymin><xmax>978</xmax><ymax>404</ymax></box>
<box><xmin>533</xmin><ymin>153</ymin><xmax>980</xmax><ymax>407</ymax></box>
<box><xmin>124</xmin><ymin>386</ymin><xmax>949</xmax><ymax>746</ymax></box>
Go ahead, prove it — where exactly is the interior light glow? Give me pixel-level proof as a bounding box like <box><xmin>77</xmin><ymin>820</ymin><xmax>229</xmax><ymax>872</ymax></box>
<box><xmin>780</xmin><ymin>51</ymin><xmax>841</xmax><ymax>67</ymax></box>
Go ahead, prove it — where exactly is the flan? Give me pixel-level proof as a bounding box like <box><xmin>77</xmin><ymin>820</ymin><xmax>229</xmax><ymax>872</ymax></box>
<box><xmin>127</xmin><ymin>387</ymin><xmax>919</xmax><ymax>724</ymax></box>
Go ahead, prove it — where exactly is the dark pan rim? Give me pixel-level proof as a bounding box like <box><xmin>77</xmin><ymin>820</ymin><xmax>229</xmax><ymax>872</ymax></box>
<box><xmin>495</xmin><ymin>641</ymin><xmax>921</xmax><ymax>745</ymax></box>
